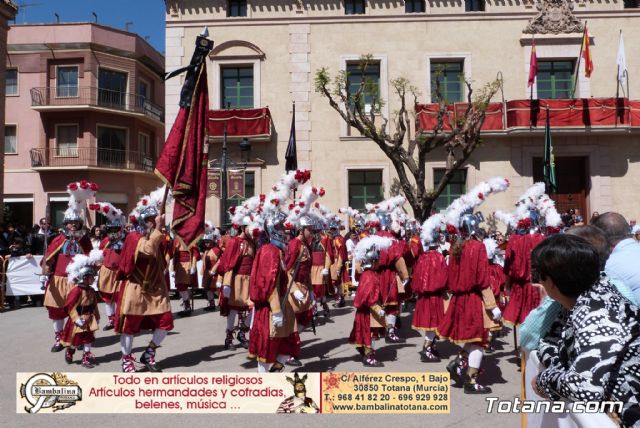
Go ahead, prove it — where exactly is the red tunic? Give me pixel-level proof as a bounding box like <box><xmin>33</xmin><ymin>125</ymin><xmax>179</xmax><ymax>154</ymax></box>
<box><xmin>411</xmin><ymin>250</ymin><xmax>447</xmax><ymax>331</ymax></box>
<box><xmin>349</xmin><ymin>270</ymin><xmax>384</xmax><ymax>347</ymax></box>
<box><xmin>375</xmin><ymin>230</ymin><xmax>405</xmax><ymax>313</ymax></box>
<box><xmin>286</xmin><ymin>237</ymin><xmax>313</xmax><ymax>329</ymax></box>
<box><xmin>248</xmin><ymin>244</ymin><xmax>300</xmax><ymax>363</ymax></box>
<box><xmin>43</xmin><ymin>234</ymin><xmax>92</xmax><ymax>319</ymax></box>
<box><xmin>217</xmin><ymin>236</ymin><xmax>254</xmax><ymax>313</ymax></box>
<box><xmin>60</xmin><ymin>285</ymin><xmax>100</xmax><ymax>347</ymax></box>
<box><xmin>502</xmin><ymin>233</ymin><xmax>545</xmax><ymax>325</ymax></box>
<box><xmin>488</xmin><ymin>263</ymin><xmax>506</xmax><ymax>311</ymax></box>
<box><xmin>332</xmin><ymin>235</ymin><xmax>350</xmax><ymax>284</ymax></box>
<box><xmin>437</xmin><ymin>239</ymin><xmax>490</xmax><ymax>345</ymax></box>
<box><xmin>311</xmin><ymin>234</ymin><xmax>334</xmax><ymax>298</ymax></box>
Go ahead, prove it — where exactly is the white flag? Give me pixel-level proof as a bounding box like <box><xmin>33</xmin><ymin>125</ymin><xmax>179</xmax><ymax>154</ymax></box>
<box><xmin>617</xmin><ymin>31</ymin><xmax>627</xmax><ymax>86</ymax></box>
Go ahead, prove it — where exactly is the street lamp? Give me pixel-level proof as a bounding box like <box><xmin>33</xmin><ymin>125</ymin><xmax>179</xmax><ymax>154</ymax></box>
<box><xmin>218</xmin><ymin>126</ymin><xmax>252</xmax><ymax>229</ymax></box>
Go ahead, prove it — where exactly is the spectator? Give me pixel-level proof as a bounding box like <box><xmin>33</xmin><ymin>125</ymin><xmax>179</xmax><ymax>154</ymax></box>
<box><xmin>26</xmin><ymin>218</ymin><xmax>55</xmax><ymax>256</ymax></box>
<box><xmin>89</xmin><ymin>226</ymin><xmax>102</xmax><ymax>250</ymax></box>
<box><xmin>573</xmin><ymin>208</ymin><xmax>584</xmax><ymax>226</ymax></box>
<box><xmin>8</xmin><ymin>237</ymin><xmax>31</xmax><ymax>258</ymax></box>
<box><xmin>633</xmin><ymin>225</ymin><xmax>640</xmax><ymax>241</ymax></box>
<box><xmin>0</xmin><ymin>224</ymin><xmax>8</xmax><ymax>255</ymax></box>
<box><xmin>4</xmin><ymin>223</ymin><xmax>20</xmax><ymax>246</ymax></box>
<box><xmin>531</xmin><ymin>234</ymin><xmax>640</xmax><ymax>427</ymax></box>
<box><xmin>592</xmin><ymin>212</ymin><xmax>640</xmax><ymax>302</ymax></box>
<box><xmin>590</xmin><ymin>211</ymin><xmax>600</xmax><ymax>223</ymax></box>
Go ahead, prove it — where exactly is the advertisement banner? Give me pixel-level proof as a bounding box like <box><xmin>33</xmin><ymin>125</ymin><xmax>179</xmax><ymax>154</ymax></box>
<box><xmin>16</xmin><ymin>372</ymin><xmax>451</xmax><ymax>414</ymax></box>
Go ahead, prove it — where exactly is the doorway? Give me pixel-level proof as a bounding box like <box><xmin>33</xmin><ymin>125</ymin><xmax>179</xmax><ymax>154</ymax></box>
<box><xmin>532</xmin><ymin>156</ymin><xmax>589</xmax><ymax>221</ymax></box>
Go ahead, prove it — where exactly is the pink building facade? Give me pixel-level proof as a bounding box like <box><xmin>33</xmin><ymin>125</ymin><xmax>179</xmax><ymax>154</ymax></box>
<box><xmin>4</xmin><ymin>23</ymin><xmax>164</xmax><ymax>228</ymax></box>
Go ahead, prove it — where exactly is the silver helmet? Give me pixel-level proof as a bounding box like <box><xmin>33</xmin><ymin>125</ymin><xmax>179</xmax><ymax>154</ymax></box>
<box><xmin>460</xmin><ymin>210</ymin><xmax>482</xmax><ymax>238</ymax></box>
<box><xmin>63</xmin><ymin>208</ymin><xmax>84</xmax><ymax>226</ymax></box>
<box><xmin>265</xmin><ymin>211</ymin><xmax>288</xmax><ymax>249</ymax></box>
<box><xmin>361</xmin><ymin>245</ymin><xmax>381</xmax><ymax>270</ymax></box>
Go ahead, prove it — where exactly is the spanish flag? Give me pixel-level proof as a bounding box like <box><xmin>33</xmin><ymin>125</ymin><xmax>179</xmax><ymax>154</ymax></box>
<box><xmin>582</xmin><ymin>26</ymin><xmax>593</xmax><ymax>78</ymax></box>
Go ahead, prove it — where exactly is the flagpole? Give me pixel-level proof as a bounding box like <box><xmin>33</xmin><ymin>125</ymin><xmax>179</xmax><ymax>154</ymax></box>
<box><xmin>529</xmin><ymin>36</ymin><xmax>535</xmax><ymax>130</ymax></box>
<box><xmin>572</xmin><ymin>21</ymin><xmax>587</xmax><ymax>99</ymax></box>
<box><xmin>220</xmin><ymin>122</ymin><xmax>228</xmax><ymax>228</ymax></box>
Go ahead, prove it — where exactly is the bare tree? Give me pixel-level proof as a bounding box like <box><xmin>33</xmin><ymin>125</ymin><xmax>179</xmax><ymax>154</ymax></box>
<box><xmin>314</xmin><ymin>54</ymin><xmax>502</xmax><ymax>221</ymax></box>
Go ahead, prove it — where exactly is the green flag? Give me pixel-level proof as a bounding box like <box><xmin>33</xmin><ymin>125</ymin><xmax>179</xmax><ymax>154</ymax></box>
<box><xmin>543</xmin><ymin>111</ymin><xmax>557</xmax><ymax>194</ymax></box>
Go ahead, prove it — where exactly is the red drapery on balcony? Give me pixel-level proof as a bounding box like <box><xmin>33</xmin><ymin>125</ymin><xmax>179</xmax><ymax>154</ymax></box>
<box><xmin>207</xmin><ymin>107</ymin><xmax>272</xmax><ymax>139</ymax></box>
<box><xmin>416</xmin><ymin>98</ymin><xmax>640</xmax><ymax>133</ymax></box>
<box><xmin>416</xmin><ymin>102</ymin><xmax>504</xmax><ymax>132</ymax></box>
<box><xmin>505</xmin><ymin>98</ymin><xmax>630</xmax><ymax>128</ymax></box>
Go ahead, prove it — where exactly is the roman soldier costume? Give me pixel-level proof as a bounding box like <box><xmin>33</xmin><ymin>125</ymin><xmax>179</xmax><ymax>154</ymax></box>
<box><xmin>43</xmin><ymin>181</ymin><xmax>96</xmax><ymax>352</ymax></box>
<box><xmin>349</xmin><ymin>235</ymin><xmax>393</xmax><ymax>367</ymax></box>
<box><xmin>61</xmin><ymin>249</ymin><xmax>103</xmax><ymax>368</ymax></box>
<box><xmin>172</xmin><ymin>238</ymin><xmax>201</xmax><ymax>316</ymax></box>
<box><xmin>436</xmin><ymin>177</ymin><xmax>509</xmax><ymax>394</ymax></box>
<box><xmin>201</xmin><ymin>221</ymin><xmax>222</xmax><ymax>312</ymax></box>
<box><xmin>115</xmin><ymin>187</ymin><xmax>174</xmax><ymax>373</ymax></box>
<box><xmin>89</xmin><ymin>202</ymin><xmax>126</xmax><ymax>331</ymax></box>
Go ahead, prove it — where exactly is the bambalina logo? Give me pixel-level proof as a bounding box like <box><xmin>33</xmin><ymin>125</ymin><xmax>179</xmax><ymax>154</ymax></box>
<box><xmin>20</xmin><ymin>372</ymin><xmax>82</xmax><ymax>413</ymax></box>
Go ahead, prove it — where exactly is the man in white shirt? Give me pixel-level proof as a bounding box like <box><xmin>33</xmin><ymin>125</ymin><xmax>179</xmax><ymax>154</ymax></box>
<box><xmin>592</xmin><ymin>212</ymin><xmax>640</xmax><ymax>302</ymax></box>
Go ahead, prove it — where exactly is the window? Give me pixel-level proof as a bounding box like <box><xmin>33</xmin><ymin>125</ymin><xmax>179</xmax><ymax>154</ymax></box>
<box><xmin>55</xmin><ymin>125</ymin><xmax>78</xmax><ymax>156</ymax></box>
<box><xmin>98</xmin><ymin>68</ymin><xmax>127</xmax><ymax>109</ymax></box>
<box><xmin>345</xmin><ymin>0</ymin><xmax>366</xmax><ymax>14</ymax></box>
<box><xmin>225</xmin><ymin>171</ymin><xmax>255</xmax><ymax>223</ymax></box>
<box><xmin>221</xmin><ymin>66</ymin><xmax>254</xmax><ymax>109</ymax></box>
<box><xmin>4</xmin><ymin>125</ymin><xmax>16</xmax><ymax>154</ymax></box>
<box><xmin>50</xmin><ymin>201</ymin><xmax>68</xmax><ymax>229</ymax></box>
<box><xmin>6</xmin><ymin>69</ymin><xmax>17</xmax><ymax>96</ymax></box>
<box><xmin>430</xmin><ymin>61</ymin><xmax>464</xmax><ymax>103</ymax></box>
<box><xmin>56</xmin><ymin>66</ymin><xmax>78</xmax><ymax>97</ymax></box>
<box><xmin>138</xmin><ymin>79</ymin><xmax>150</xmax><ymax>109</ymax></box>
<box><xmin>465</xmin><ymin>0</ymin><xmax>485</xmax><ymax>11</ymax></box>
<box><xmin>537</xmin><ymin>60</ymin><xmax>574</xmax><ymax>99</ymax></box>
<box><xmin>348</xmin><ymin>170</ymin><xmax>383</xmax><ymax>211</ymax></box>
<box><xmin>138</xmin><ymin>133</ymin><xmax>151</xmax><ymax>156</ymax></box>
<box><xmin>346</xmin><ymin>62</ymin><xmax>380</xmax><ymax>113</ymax></box>
<box><xmin>405</xmin><ymin>0</ymin><xmax>425</xmax><ymax>12</ymax></box>
<box><xmin>227</xmin><ymin>0</ymin><xmax>247</xmax><ymax>17</ymax></box>
<box><xmin>97</xmin><ymin>126</ymin><xmax>127</xmax><ymax>167</ymax></box>
<box><xmin>433</xmin><ymin>169</ymin><xmax>466</xmax><ymax>211</ymax></box>
<box><xmin>624</xmin><ymin>0</ymin><xmax>639</xmax><ymax>7</ymax></box>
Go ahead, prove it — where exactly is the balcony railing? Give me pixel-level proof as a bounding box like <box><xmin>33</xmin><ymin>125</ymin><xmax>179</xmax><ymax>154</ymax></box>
<box><xmin>30</xmin><ymin>86</ymin><xmax>164</xmax><ymax>123</ymax></box>
<box><xmin>29</xmin><ymin>147</ymin><xmax>155</xmax><ymax>172</ymax></box>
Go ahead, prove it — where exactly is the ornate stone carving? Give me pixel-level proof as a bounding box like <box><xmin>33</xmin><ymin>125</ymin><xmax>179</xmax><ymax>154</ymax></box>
<box><xmin>523</xmin><ymin>0</ymin><xmax>585</xmax><ymax>35</ymax></box>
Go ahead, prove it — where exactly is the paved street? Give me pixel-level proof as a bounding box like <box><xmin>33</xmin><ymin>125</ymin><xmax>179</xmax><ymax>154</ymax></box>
<box><xmin>1</xmin><ymin>295</ymin><xmax>520</xmax><ymax>427</ymax></box>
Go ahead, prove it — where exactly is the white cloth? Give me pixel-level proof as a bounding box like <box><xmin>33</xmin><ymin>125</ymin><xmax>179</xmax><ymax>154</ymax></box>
<box><xmin>120</xmin><ymin>334</ymin><xmax>133</xmax><ymax>355</ymax></box>
<box><xmin>523</xmin><ymin>350</ymin><xmax>617</xmax><ymax>428</ymax></box>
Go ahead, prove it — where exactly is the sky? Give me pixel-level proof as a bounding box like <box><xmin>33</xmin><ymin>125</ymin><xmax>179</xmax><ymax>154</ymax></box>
<box><xmin>12</xmin><ymin>0</ymin><xmax>166</xmax><ymax>53</ymax></box>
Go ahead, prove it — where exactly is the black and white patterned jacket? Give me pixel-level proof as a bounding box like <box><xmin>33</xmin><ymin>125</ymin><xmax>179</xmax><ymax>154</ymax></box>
<box><xmin>537</xmin><ymin>277</ymin><xmax>640</xmax><ymax>428</ymax></box>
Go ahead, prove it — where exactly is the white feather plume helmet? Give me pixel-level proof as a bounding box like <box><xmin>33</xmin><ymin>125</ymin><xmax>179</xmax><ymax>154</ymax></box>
<box><xmin>494</xmin><ymin>182</ymin><xmax>550</xmax><ymax>229</ymax></box>
<box><xmin>64</xmin><ymin>180</ymin><xmax>99</xmax><ymax>223</ymax></box>
<box><xmin>536</xmin><ymin>195</ymin><xmax>562</xmax><ymax>228</ymax></box>
<box><xmin>353</xmin><ymin>235</ymin><xmax>393</xmax><ymax>263</ymax></box>
<box><xmin>339</xmin><ymin>206</ymin><xmax>365</xmax><ymax>228</ymax></box>
<box><xmin>284</xmin><ymin>184</ymin><xmax>324</xmax><ymax>229</ymax></box>
<box><xmin>88</xmin><ymin>202</ymin><xmax>125</xmax><ymax>225</ymax></box>
<box><xmin>203</xmin><ymin>220</ymin><xmax>221</xmax><ymax>241</ymax></box>
<box><xmin>66</xmin><ymin>249</ymin><xmax>103</xmax><ymax>283</ymax></box>
<box><xmin>443</xmin><ymin>177</ymin><xmax>510</xmax><ymax>228</ymax></box>
<box><xmin>129</xmin><ymin>185</ymin><xmax>172</xmax><ymax>223</ymax></box>
<box><xmin>483</xmin><ymin>237</ymin><xmax>499</xmax><ymax>260</ymax></box>
<box><xmin>421</xmin><ymin>213</ymin><xmax>446</xmax><ymax>245</ymax></box>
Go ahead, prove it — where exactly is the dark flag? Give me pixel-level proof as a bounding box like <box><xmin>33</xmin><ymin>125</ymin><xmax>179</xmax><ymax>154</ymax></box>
<box><xmin>285</xmin><ymin>102</ymin><xmax>297</xmax><ymax>172</ymax></box>
<box><xmin>155</xmin><ymin>34</ymin><xmax>213</xmax><ymax>248</ymax></box>
<box><xmin>543</xmin><ymin>110</ymin><xmax>557</xmax><ymax>194</ymax></box>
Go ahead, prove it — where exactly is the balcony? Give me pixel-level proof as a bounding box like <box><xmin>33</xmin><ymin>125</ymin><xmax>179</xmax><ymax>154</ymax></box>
<box><xmin>416</xmin><ymin>98</ymin><xmax>640</xmax><ymax>134</ymax></box>
<box><xmin>29</xmin><ymin>87</ymin><xmax>164</xmax><ymax>125</ymax></box>
<box><xmin>207</xmin><ymin>107</ymin><xmax>273</xmax><ymax>142</ymax></box>
<box><xmin>29</xmin><ymin>147</ymin><xmax>155</xmax><ymax>173</ymax></box>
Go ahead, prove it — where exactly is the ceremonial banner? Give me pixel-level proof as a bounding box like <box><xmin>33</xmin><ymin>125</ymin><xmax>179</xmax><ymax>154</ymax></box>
<box><xmin>227</xmin><ymin>170</ymin><xmax>245</xmax><ymax>199</ymax></box>
<box><xmin>207</xmin><ymin>169</ymin><xmax>222</xmax><ymax>199</ymax></box>
<box><xmin>155</xmin><ymin>35</ymin><xmax>212</xmax><ymax>249</ymax></box>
